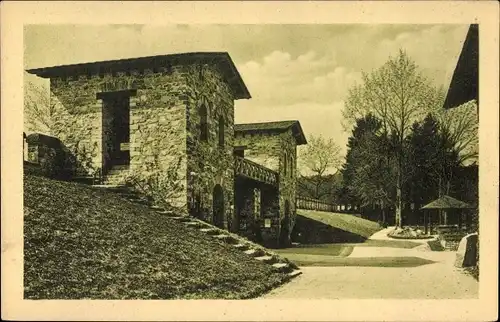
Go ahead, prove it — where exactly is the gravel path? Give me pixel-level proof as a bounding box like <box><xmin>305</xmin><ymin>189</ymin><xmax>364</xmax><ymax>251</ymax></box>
<box><xmin>264</xmin><ymin>228</ymin><xmax>478</xmax><ymax>299</ymax></box>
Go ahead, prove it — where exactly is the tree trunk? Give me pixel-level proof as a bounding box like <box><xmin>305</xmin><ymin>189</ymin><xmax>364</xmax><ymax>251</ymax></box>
<box><xmin>314</xmin><ymin>178</ymin><xmax>321</xmax><ymax>200</ymax></box>
<box><xmin>424</xmin><ymin>211</ymin><xmax>428</xmax><ymax>234</ymax></box>
<box><xmin>395</xmin><ymin>167</ymin><xmax>402</xmax><ymax>228</ymax></box>
<box><xmin>381</xmin><ymin>200</ymin><xmax>386</xmax><ymax>224</ymax></box>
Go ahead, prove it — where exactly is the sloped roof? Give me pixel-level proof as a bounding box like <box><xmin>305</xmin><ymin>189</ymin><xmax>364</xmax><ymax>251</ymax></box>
<box><xmin>25</xmin><ymin>52</ymin><xmax>251</xmax><ymax>100</ymax></box>
<box><xmin>443</xmin><ymin>24</ymin><xmax>478</xmax><ymax>109</ymax></box>
<box><xmin>234</xmin><ymin>120</ymin><xmax>307</xmax><ymax>145</ymax></box>
<box><xmin>421</xmin><ymin>195</ymin><xmax>474</xmax><ymax>210</ymax></box>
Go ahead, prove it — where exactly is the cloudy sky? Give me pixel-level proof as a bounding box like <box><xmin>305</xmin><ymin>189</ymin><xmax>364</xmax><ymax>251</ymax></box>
<box><xmin>24</xmin><ymin>24</ymin><xmax>470</xmax><ymax>155</ymax></box>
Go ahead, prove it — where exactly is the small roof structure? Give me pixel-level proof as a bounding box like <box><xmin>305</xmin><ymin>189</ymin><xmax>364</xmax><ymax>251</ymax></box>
<box><xmin>421</xmin><ymin>195</ymin><xmax>474</xmax><ymax>210</ymax></box>
<box><xmin>443</xmin><ymin>24</ymin><xmax>478</xmax><ymax>110</ymax></box>
<box><xmin>26</xmin><ymin>52</ymin><xmax>251</xmax><ymax>100</ymax></box>
<box><xmin>234</xmin><ymin>120</ymin><xmax>307</xmax><ymax>145</ymax></box>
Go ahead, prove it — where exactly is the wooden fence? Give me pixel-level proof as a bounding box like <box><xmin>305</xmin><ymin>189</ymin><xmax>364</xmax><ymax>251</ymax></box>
<box><xmin>295</xmin><ymin>196</ymin><xmax>359</xmax><ymax>214</ymax></box>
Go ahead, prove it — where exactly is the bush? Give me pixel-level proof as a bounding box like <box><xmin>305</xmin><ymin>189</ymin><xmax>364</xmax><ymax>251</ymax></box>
<box><xmin>378</xmin><ymin>220</ymin><xmax>388</xmax><ymax>228</ymax></box>
<box><xmin>427</xmin><ymin>238</ymin><xmax>445</xmax><ymax>251</ymax></box>
<box><xmin>387</xmin><ymin>226</ymin><xmax>432</xmax><ymax>239</ymax></box>
<box><xmin>125</xmin><ymin>156</ymin><xmax>186</xmax><ymax>213</ymax></box>
<box><xmin>39</xmin><ymin>147</ymin><xmax>67</xmax><ymax>179</ymax></box>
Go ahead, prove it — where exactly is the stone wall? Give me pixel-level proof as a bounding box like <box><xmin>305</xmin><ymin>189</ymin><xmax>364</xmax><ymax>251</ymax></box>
<box><xmin>234</xmin><ymin>130</ymin><xmax>298</xmax><ymax>247</ymax></box>
<box><xmin>49</xmin><ymin>66</ymin><xmax>189</xmax><ymax>208</ymax></box>
<box><xmin>184</xmin><ymin>64</ymin><xmax>235</xmax><ymax>229</ymax></box>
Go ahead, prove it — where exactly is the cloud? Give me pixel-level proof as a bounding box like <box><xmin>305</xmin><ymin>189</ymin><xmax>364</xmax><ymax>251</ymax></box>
<box><xmin>238</xmin><ymin>49</ymin><xmax>356</xmax><ymax>107</ymax></box>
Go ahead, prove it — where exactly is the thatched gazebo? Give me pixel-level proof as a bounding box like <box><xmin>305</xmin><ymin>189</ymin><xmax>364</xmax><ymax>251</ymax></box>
<box><xmin>421</xmin><ymin>195</ymin><xmax>475</xmax><ymax>234</ymax></box>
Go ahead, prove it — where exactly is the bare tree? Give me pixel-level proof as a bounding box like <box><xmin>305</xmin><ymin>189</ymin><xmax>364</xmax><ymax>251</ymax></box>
<box><xmin>298</xmin><ymin>135</ymin><xmax>342</xmax><ymax>200</ymax></box>
<box><xmin>436</xmin><ymin>100</ymin><xmax>478</xmax><ymax>165</ymax></box>
<box><xmin>24</xmin><ymin>81</ymin><xmax>59</xmax><ymax>134</ymax></box>
<box><xmin>343</xmin><ymin>50</ymin><xmax>443</xmax><ymax>227</ymax></box>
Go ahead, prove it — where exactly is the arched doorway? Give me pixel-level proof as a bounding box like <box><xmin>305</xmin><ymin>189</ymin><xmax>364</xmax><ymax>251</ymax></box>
<box><xmin>280</xmin><ymin>200</ymin><xmax>291</xmax><ymax>247</ymax></box>
<box><xmin>212</xmin><ymin>185</ymin><xmax>225</xmax><ymax>228</ymax></box>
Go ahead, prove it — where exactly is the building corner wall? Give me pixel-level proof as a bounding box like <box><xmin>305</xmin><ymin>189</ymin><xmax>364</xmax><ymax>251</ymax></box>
<box><xmin>184</xmin><ymin>64</ymin><xmax>235</xmax><ymax>228</ymax></box>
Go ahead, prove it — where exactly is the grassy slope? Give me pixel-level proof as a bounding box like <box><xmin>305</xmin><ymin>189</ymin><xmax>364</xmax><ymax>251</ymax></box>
<box><xmin>24</xmin><ymin>174</ymin><xmax>288</xmax><ymax>299</ymax></box>
<box><xmin>296</xmin><ymin>209</ymin><xmax>382</xmax><ymax>239</ymax></box>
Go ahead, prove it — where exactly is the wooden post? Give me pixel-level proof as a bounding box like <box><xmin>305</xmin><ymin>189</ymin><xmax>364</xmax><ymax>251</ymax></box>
<box><xmin>424</xmin><ymin>211</ymin><xmax>428</xmax><ymax>234</ymax></box>
<box><xmin>429</xmin><ymin>211</ymin><xmax>433</xmax><ymax>235</ymax></box>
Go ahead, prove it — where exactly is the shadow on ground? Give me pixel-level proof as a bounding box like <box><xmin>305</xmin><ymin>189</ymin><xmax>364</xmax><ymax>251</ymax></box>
<box><xmin>282</xmin><ymin>255</ymin><xmax>436</xmax><ymax>268</ymax></box>
<box><xmin>343</xmin><ymin>239</ymin><xmax>422</xmax><ymax>248</ymax></box>
<box><xmin>276</xmin><ymin>244</ymin><xmax>355</xmax><ymax>257</ymax></box>
<box><xmin>292</xmin><ymin>215</ymin><xmax>368</xmax><ymax>244</ymax></box>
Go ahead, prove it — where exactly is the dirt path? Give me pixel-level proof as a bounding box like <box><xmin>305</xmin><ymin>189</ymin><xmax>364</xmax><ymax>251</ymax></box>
<box><xmin>264</xmin><ymin>228</ymin><xmax>478</xmax><ymax>299</ymax></box>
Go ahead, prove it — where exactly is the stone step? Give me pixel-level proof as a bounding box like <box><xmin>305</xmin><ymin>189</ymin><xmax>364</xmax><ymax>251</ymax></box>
<box><xmin>233</xmin><ymin>243</ymin><xmax>250</xmax><ymax>251</ymax></box>
<box><xmin>156</xmin><ymin>209</ymin><xmax>174</xmax><ymax>215</ymax></box>
<box><xmin>200</xmin><ymin>228</ymin><xmax>221</xmax><ymax>236</ymax></box>
<box><xmin>157</xmin><ymin>211</ymin><xmax>178</xmax><ymax>217</ymax></box>
<box><xmin>287</xmin><ymin>269</ymin><xmax>302</xmax><ymax>279</ymax></box>
<box><xmin>109</xmin><ymin>165</ymin><xmax>129</xmax><ymax>170</ymax></box>
<box><xmin>255</xmin><ymin>255</ymin><xmax>276</xmax><ymax>264</ymax></box>
<box><xmin>104</xmin><ymin>173</ymin><xmax>128</xmax><ymax>179</ymax></box>
<box><xmin>103</xmin><ymin>175</ymin><xmax>128</xmax><ymax>182</ymax></box>
<box><xmin>244</xmin><ymin>248</ymin><xmax>265</xmax><ymax>257</ymax></box>
<box><xmin>171</xmin><ymin>216</ymin><xmax>192</xmax><ymax>222</ymax></box>
<box><xmin>106</xmin><ymin>169</ymin><xmax>129</xmax><ymax>175</ymax></box>
<box><xmin>214</xmin><ymin>234</ymin><xmax>238</xmax><ymax>244</ymax></box>
<box><xmin>271</xmin><ymin>262</ymin><xmax>291</xmax><ymax>273</ymax></box>
<box><xmin>126</xmin><ymin>198</ymin><xmax>150</xmax><ymax>205</ymax></box>
<box><xmin>149</xmin><ymin>205</ymin><xmax>165</xmax><ymax>211</ymax></box>
<box><xmin>92</xmin><ymin>184</ymin><xmax>129</xmax><ymax>192</ymax></box>
<box><xmin>185</xmin><ymin>221</ymin><xmax>207</xmax><ymax>228</ymax></box>
<box><xmin>121</xmin><ymin>193</ymin><xmax>141</xmax><ymax>200</ymax></box>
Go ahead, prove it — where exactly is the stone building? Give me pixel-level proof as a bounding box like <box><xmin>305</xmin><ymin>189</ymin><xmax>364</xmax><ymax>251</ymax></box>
<box><xmin>26</xmin><ymin>52</ymin><xmax>307</xmax><ymax>248</ymax></box>
<box><xmin>233</xmin><ymin>121</ymin><xmax>307</xmax><ymax>246</ymax></box>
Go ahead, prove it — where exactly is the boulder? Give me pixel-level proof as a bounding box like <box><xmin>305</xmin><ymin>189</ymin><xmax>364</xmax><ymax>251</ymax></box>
<box><xmin>454</xmin><ymin>232</ymin><xmax>478</xmax><ymax>268</ymax></box>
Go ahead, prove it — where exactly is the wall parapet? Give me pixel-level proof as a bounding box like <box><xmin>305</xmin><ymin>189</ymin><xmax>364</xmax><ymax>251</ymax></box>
<box><xmin>234</xmin><ymin>156</ymin><xmax>279</xmax><ymax>186</ymax></box>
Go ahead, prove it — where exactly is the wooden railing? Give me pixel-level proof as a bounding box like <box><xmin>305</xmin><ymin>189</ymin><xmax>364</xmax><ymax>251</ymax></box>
<box><xmin>296</xmin><ymin>196</ymin><xmax>359</xmax><ymax>214</ymax></box>
<box><xmin>234</xmin><ymin>156</ymin><xmax>279</xmax><ymax>186</ymax></box>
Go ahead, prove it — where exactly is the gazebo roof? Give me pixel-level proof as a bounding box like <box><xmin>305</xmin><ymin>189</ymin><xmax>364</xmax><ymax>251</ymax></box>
<box><xmin>421</xmin><ymin>195</ymin><xmax>474</xmax><ymax>210</ymax></box>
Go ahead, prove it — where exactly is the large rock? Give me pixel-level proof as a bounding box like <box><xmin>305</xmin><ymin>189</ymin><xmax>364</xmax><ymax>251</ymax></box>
<box><xmin>454</xmin><ymin>232</ymin><xmax>478</xmax><ymax>267</ymax></box>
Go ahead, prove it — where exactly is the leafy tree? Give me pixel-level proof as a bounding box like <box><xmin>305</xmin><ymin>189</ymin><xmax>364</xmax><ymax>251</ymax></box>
<box><xmin>342</xmin><ymin>114</ymin><xmax>396</xmax><ymax>224</ymax></box>
<box><xmin>343</xmin><ymin>50</ymin><xmax>444</xmax><ymax>227</ymax></box>
<box><xmin>435</xmin><ymin>100</ymin><xmax>478</xmax><ymax>165</ymax></box>
<box><xmin>298</xmin><ymin>135</ymin><xmax>342</xmax><ymax>200</ymax></box>
<box><xmin>297</xmin><ymin>173</ymin><xmax>342</xmax><ymax>203</ymax></box>
<box><xmin>24</xmin><ymin>81</ymin><xmax>60</xmax><ymax>134</ymax></box>
<box><xmin>405</xmin><ymin>114</ymin><xmax>442</xmax><ymax>206</ymax></box>
<box><xmin>405</xmin><ymin>113</ymin><xmax>463</xmax><ymax>226</ymax></box>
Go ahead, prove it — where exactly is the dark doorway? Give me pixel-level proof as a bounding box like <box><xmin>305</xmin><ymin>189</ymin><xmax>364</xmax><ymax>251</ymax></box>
<box><xmin>213</xmin><ymin>184</ymin><xmax>225</xmax><ymax>228</ymax></box>
<box><xmin>280</xmin><ymin>200</ymin><xmax>291</xmax><ymax>247</ymax></box>
<box><xmin>101</xmin><ymin>91</ymin><xmax>131</xmax><ymax>172</ymax></box>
